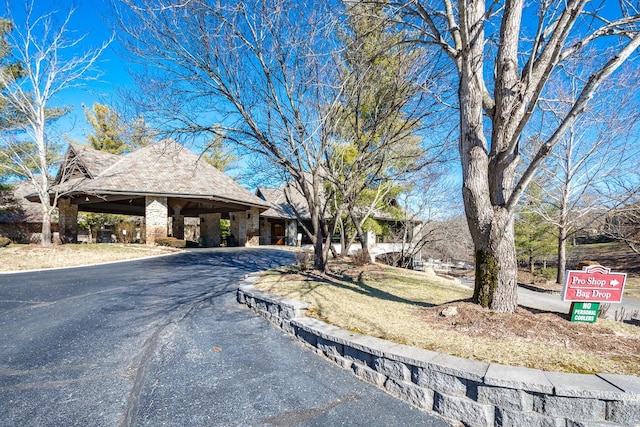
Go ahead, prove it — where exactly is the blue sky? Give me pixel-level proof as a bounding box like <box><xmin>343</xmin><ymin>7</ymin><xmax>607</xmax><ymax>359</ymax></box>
<box><xmin>6</xmin><ymin>0</ymin><xmax>132</xmax><ymax>143</ymax></box>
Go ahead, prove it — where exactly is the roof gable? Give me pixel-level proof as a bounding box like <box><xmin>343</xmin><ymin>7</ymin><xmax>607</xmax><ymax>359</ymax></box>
<box><xmin>53</xmin><ymin>140</ymin><xmax>268</xmax><ymax>208</ymax></box>
<box><xmin>56</xmin><ymin>144</ymin><xmax>122</xmax><ymax>183</ymax></box>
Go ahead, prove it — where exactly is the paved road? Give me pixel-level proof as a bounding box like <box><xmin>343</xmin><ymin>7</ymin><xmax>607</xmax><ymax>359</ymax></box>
<box><xmin>0</xmin><ymin>248</ymin><xmax>447</xmax><ymax>427</ymax></box>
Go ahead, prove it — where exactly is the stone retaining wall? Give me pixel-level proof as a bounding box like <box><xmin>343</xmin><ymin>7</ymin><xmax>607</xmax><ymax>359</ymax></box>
<box><xmin>237</xmin><ymin>280</ymin><xmax>640</xmax><ymax>427</ymax></box>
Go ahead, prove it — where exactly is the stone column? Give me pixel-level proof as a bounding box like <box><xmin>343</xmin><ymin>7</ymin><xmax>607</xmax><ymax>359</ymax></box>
<box><xmin>286</xmin><ymin>220</ymin><xmax>298</xmax><ymax>246</ymax></box>
<box><xmin>58</xmin><ymin>197</ymin><xmax>78</xmax><ymax>243</ymax></box>
<box><xmin>261</xmin><ymin>217</ymin><xmax>271</xmax><ymax>245</ymax></box>
<box><xmin>230</xmin><ymin>211</ymin><xmax>247</xmax><ymax>246</ymax></box>
<box><xmin>246</xmin><ymin>207</ymin><xmax>260</xmax><ymax>246</ymax></box>
<box><xmin>172</xmin><ymin>205</ymin><xmax>185</xmax><ymax>240</ymax></box>
<box><xmin>145</xmin><ymin>196</ymin><xmax>168</xmax><ymax>245</ymax></box>
<box><xmin>199</xmin><ymin>213</ymin><xmax>221</xmax><ymax>247</ymax></box>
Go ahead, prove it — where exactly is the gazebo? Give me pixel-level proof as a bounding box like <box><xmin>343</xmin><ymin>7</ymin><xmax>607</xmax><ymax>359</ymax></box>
<box><xmin>38</xmin><ymin>140</ymin><xmax>269</xmax><ymax>246</ymax></box>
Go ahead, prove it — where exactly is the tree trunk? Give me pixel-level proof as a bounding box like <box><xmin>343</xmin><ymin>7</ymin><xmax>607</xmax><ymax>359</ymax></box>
<box><xmin>556</xmin><ymin>226</ymin><xmax>567</xmax><ymax>284</ymax></box>
<box><xmin>313</xmin><ymin>234</ymin><xmax>326</xmax><ymax>271</ymax></box>
<box><xmin>529</xmin><ymin>247</ymin><xmax>534</xmax><ymax>276</ymax></box>
<box><xmin>349</xmin><ymin>210</ymin><xmax>372</xmax><ymax>263</ymax></box>
<box><xmin>457</xmin><ymin>0</ymin><xmax>517</xmax><ymax>313</ymax></box>
<box><xmin>311</xmin><ymin>207</ymin><xmax>326</xmax><ymax>272</ymax></box>
<box><xmin>470</xmin><ymin>212</ymin><xmax>519</xmax><ymax>312</ymax></box>
<box><xmin>41</xmin><ymin>208</ymin><xmax>52</xmax><ymax>247</ymax></box>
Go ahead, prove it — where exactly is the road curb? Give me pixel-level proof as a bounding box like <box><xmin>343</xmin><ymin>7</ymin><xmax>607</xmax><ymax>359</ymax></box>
<box><xmin>518</xmin><ymin>282</ymin><xmax>561</xmax><ymax>295</ymax></box>
<box><xmin>0</xmin><ymin>248</ymin><xmax>182</xmax><ymax>275</ymax></box>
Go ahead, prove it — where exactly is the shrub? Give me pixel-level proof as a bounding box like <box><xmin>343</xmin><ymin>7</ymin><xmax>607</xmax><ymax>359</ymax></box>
<box><xmin>0</xmin><ymin>237</ymin><xmax>11</xmax><ymax>247</ymax></box>
<box><xmin>294</xmin><ymin>251</ymin><xmax>310</xmax><ymax>271</ymax></box>
<box><xmin>535</xmin><ymin>267</ymin><xmax>557</xmax><ymax>281</ymax></box>
<box><xmin>155</xmin><ymin>237</ymin><xmax>186</xmax><ymax>248</ymax></box>
<box><xmin>113</xmin><ymin>221</ymin><xmax>137</xmax><ymax>243</ymax></box>
<box><xmin>351</xmin><ymin>249</ymin><xmax>371</xmax><ymax>266</ymax></box>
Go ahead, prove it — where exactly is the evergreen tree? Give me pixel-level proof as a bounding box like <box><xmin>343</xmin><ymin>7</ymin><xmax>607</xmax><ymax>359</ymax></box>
<box><xmin>327</xmin><ymin>1</ymin><xmax>425</xmax><ymax>259</ymax></box>
<box><xmin>84</xmin><ymin>103</ymin><xmax>154</xmax><ymax>154</ymax></box>
<box><xmin>201</xmin><ymin>128</ymin><xmax>236</xmax><ymax>172</ymax></box>
<box><xmin>83</xmin><ymin>103</ymin><xmax>128</xmax><ymax>154</ymax></box>
<box><xmin>515</xmin><ymin>185</ymin><xmax>556</xmax><ymax>276</ymax></box>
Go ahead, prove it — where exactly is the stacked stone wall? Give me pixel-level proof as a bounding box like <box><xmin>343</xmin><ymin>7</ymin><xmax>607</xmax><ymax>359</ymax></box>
<box><xmin>58</xmin><ymin>198</ymin><xmax>78</xmax><ymax>243</ymax></box>
<box><xmin>145</xmin><ymin>196</ymin><xmax>168</xmax><ymax>244</ymax></box>
<box><xmin>237</xmin><ymin>281</ymin><xmax>640</xmax><ymax>427</ymax></box>
<box><xmin>200</xmin><ymin>213</ymin><xmax>221</xmax><ymax>247</ymax></box>
<box><xmin>247</xmin><ymin>207</ymin><xmax>260</xmax><ymax>246</ymax></box>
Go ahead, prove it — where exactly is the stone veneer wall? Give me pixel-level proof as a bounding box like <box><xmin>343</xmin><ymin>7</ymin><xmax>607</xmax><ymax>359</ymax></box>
<box><xmin>57</xmin><ymin>198</ymin><xmax>78</xmax><ymax>243</ymax></box>
<box><xmin>145</xmin><ymin>196</ymin><xmax>168</xmax><ymax>244</ymax></box>
<box><xmin>237</xmin><ymin>279</ymin><xmax>640</xmax><ymax>427</ymax></box>
<box><xmin>286</xmin><ymin>220</ymin><xmax>298</xmax><ymax>246</ymax></box>
<box><xmin>246</xmin><ymin>207</ymin><xmax>260</xmax><ymax>246</ymax></box>
<box><xmin>200</xmin><ymin>213</ymin><xmax>221</xmax><ymax>247</ymax></box>
<box><xmin>230</xmin><ymin>211</ymin><xmax>247</xmax><ymax>246</ymax></box>
<box><xmin>230</xmin><ymin>208</ymin><xmax>261</xmax><ymax>247</ymax></box>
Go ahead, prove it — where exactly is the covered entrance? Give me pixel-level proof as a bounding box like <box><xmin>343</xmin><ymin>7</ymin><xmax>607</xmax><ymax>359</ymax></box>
<box><xmin>41</xmin><ymin>141</ymin><xmax>269</xmax><ymax>246</ymax></box>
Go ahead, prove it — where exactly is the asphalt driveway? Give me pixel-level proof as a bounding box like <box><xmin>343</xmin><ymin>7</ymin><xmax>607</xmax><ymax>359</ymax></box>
<box><xmin>0</xmin><ymin>248</ymin><xmax>447</xmax><ymax>427</ymax></box>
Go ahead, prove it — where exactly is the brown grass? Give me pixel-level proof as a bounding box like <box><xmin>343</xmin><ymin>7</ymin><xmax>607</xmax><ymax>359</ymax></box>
<box><xmin>255</xmin><ymin>260</ymin><xmax>640</xmax><ymax>376</ymax></box>
<box><xmin>0</xmin><ymin>243</ymin><xmax>180</xmax><ymax>272</ymax></box>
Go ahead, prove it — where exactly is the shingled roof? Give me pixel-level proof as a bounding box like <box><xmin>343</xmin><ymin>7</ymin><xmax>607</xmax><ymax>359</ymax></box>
<box><xmin>56</xmin><ymin>144</ymin><xmax>122</xmax><ymax>181</ymax></box>
<box><xmin>257</xmin><ymin>186</ymin><xmax>310</xmax><ymax>220</ymax></box>
<box><xmin>0</xmin><ymin>180</ymin><xmax>46</xmax><ymax>223</ymax></box>
<box><xmin>258</xmin><ymin>182</ymin><xmax>421</xmax><ymax>224</ymax></box>
<box><xmin>45</xmin><ymin>141</ymin><xmax>268</xmax><ymax>215</ymax></box>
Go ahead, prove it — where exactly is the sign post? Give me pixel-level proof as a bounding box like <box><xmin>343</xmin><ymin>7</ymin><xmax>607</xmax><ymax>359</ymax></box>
<box><xmin>562</xmin><ymin>265</ymin><xmax>627</xmax><ymax>323</ymax></box>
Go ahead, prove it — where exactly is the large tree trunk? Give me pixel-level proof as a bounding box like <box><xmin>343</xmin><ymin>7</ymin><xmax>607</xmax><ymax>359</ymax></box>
<box><xmin>311</xmin><ymin>200</ymin><xmax>326</xmax><ymax>272</ymax></box>
<box><xmin>457</xmin><ymin>0</ymin><xmax>520</xmax><ymax>313</ymax></box>
<box><xmin>313</xmin><ymin>234</ymin><xmax>326</xmax><ymax>271</ymax></box>
<box><xmin>556</xmin><ymin>227</ymin><xmax>567</xmax><ymax>284</ymax></box>
<box><xmin>468</xmin><ymin>210</ymin><xmax>519</xmax><ymax>312</ymax></box>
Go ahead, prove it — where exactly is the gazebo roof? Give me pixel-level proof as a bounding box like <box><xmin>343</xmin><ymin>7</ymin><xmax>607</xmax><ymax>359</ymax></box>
<box><xmin>44</xmin><ymin>141</ymin><xmax>268</xmax><ymax>216</ymax></box>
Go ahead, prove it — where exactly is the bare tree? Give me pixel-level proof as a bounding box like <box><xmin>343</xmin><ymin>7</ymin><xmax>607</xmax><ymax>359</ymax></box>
<box><xmin>525</xmin><ymin>75</ymin><xmax>640</xmax><ymax>282</ymax></box>
<box><xmin>604</xmin><ymin>198</ymin><xmax>640</xmax><ymax>255</ymax></box>
<box><xmin>322</xmin><ymin>0</ymin><xmax>451</xmax><ymax>262</ymax></box>
<box><xmin>114</xmin><ymin>0</ymin><xmax>345</xmax><ymax>270</ymax></box>
<box><xmin>395</xmin><ymin>0</ymin><xmax>640</xmax><ymax>312</ymax></box>
<box><xmin>115</xmin><ymin>0</ymin><xmax>446</xmax><ymax>271</ymax></box>
<box><xmin>0</xmin><ymin>4</ymin><xmax>110</xmax><ymax>246</ymax></box>
<box><xmin>601</xmin><ymin>168</ymin><xmax>640</xmax><ymax>254</ymax></box>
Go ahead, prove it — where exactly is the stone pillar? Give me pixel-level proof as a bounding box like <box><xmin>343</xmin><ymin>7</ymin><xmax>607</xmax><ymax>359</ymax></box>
<box><xmin>172</xmin><ymin>206</ymin><xmax>185</xmax><ymax>240</ymax></box>
<box><xmin>199</xmin><ymin>213</ymin><xmax>221</xmax><ymax>247</ymax></box>
<box><xmin>145</xmin><ymin>196</ymin><xmax>168</xmax><ymax>245</ymax></box>
<box><xmin>286</xmin><ymin>220</ymin><xmax>298</xmax><ymax>246</ymax></box>
<box><xmin>58</xmin><ymin>198</ymin><xmax>78</xmax><ymax>243</ymax></box>
<box><xmin>230</xmin><ymin>211</ymin><xmax>247</xmax><ymax>246</ymax></box>
<box><xmin>260</xmin><ymin>217</ymin><xmax>271</xmax><ymax>245</ymax></box>
<box><xmin>246</xmin><ymin>207</ymin><xmax>260</xmax><ymax>246</ymax></box>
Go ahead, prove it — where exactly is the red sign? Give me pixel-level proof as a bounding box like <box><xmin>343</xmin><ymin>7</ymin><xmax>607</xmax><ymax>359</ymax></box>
<box><xmin>562</xmin><ymin>265</ymin><xmax>627</xmax><ymax>303</ymax></box>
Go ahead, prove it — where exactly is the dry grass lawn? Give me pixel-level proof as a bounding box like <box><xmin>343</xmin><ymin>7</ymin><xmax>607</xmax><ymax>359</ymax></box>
<box><xmin>0</xmin><ymin>243</ymin><xmax>180</xmax><ymax>272</ymax></box>
<box><xmin>255</xmin><ymin>260</ymin><xmax>640</xmax><ymax>376</ymax></box>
